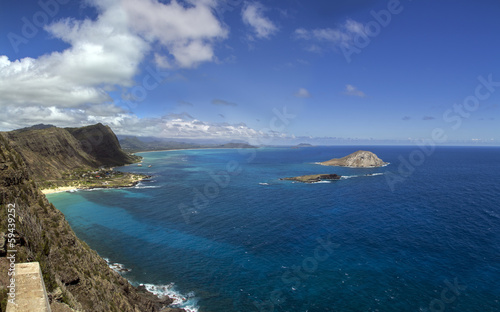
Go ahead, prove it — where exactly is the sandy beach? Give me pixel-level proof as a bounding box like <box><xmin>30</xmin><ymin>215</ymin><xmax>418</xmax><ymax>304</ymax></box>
<box><xmin>132</xmin><ymin>147</ymin><xmax>245</xmax><ymax>154</ymax></box>
<box><xmin>41</xmin><ymin>186</ymin><xmax>80</xmax><ymax>194</ymax></box>
<box><xmin>41</xmin><ymin>174</ymin><xmax>149</xmax><ymax>195</ymax></box>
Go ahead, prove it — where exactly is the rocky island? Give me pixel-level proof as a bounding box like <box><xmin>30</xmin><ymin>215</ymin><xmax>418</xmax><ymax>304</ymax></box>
<box><xmin>320</xmin><ymin>150</ymin><xmax>388</xmax><ymax>168</ymax></box>
<box><xmin>281</xmin><ymin>173</ymin><xmax>341</xmax><ymax>183</ymax></box>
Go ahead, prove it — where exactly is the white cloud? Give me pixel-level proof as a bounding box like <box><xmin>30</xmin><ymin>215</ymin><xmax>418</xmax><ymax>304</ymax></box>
<box><xmin>294</xmin><ymin>88</ymin><xmax>311</xmax><ymax>98</ymax></box>
<box><xmin>294</xmin><ymin>28</ymin><xmax>310</xmax><ymax>40</ymax></box>
<box><xmin>152</xmin><ymin>114</ymin><xmax>293</xmax><ymax>143</ymax></box>
<box><xmin>0</xmin><ymin>105</ymin><xmax>129</xmax><ymax>130</ymax></box>
<box><xmin>242</xmin><ymin>2</ymin><xmax>278</xmax><ymax>39</ymax></box>
<box><xmin>0</xmin><ymin>6</ymin><xmax>145</xmax><ymax>108</ymax></box>
<box><xmin>118</xmin><ymin>113</ymin><xmax>287</xmax><ymax>143</ymax></box>
<box><xmin>294</xmin><ymin>19</ymin><xmax>365</xmax><ymax>50</ymax></box>
<box><xmin>0</xmin><ymin>0</ymin><xmax>227</xmax><ymax>110</ymax></box>
<box><xmin>121</xmin><ymin>0</ymin><xmax>227</xmax><ymax>68</ymax></box>
<box><xmin>154</xmin><ymin>53</ymin><xmax>173</xmax><ymax>69</ymax></box>
<box><xmin>0</xmin><ymin>0</ymin><xmax>294</xmax><ymax>143</ymax></box>
<box><xmin>344</xmin><ymin>84</ymin><xmax>366</xmax><ymax>97</ymax></box>
<box><xmin>0</xmin><ymin>105</ymin><xmax>290</xmax><ymax>144</ymax></box>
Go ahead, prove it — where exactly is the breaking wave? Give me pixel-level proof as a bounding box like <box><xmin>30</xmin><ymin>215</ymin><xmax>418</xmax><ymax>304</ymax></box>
<box><xmin>341</xmin><ymin>173</ymin><xmax>384</xmax><ymax>180</ymax></box>
<box><xmin>142</xmin><ymin>283</ymin><xmax>199</xmax><ymax>312</ymax></box>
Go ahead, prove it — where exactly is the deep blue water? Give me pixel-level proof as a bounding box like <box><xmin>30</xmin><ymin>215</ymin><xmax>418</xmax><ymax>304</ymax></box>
<box><xmin>47</xmin><ymin>146</ymin><xmax>500</xmax><ymax>312</ymax></box>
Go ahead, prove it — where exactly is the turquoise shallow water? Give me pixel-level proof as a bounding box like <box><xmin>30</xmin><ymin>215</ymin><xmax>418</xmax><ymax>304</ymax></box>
<box><xmin>47</xmin><ymin>146</ymin><xmax>500</xmax><ymax>312</ymax></box>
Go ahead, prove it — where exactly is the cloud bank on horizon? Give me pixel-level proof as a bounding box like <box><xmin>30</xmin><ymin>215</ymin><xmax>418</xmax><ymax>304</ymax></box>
<box><xmin>0</xmin><ymin>0</ymin><xmax>499</xmax><ymax>144</ymax></box>
<box><xmin>1</xmin><ymin>0</ymin><xmax>273</xmax><ymax>140</ymax></box>
<box><xmin>0</xmin><ymin>0</ymin><xmax>248</xmax><ymax>139</ymax></box>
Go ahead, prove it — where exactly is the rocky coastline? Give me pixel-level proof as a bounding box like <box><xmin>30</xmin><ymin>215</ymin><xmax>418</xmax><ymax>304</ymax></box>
<box><xmin>41</xmin><ymin>172</ymin><xmax>151</xmax><ymax>194</ymax></box>
<box><xmin>0</xmin><ymin>124</ymin><xmax>186</xmax><ymax>312</ymax></box>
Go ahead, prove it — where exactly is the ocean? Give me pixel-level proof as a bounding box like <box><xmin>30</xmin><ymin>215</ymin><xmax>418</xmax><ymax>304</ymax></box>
<box><xmin>46</xmin><ymin>146</ymin><xmax>500</xmax><ymax>312</ymax></box>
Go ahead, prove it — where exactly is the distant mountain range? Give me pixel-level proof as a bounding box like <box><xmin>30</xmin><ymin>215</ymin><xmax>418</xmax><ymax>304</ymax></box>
<box><xmin>118</xmin><ymin>135</ymin><xmax>256</xmax><ymax>152</ymax></box>
<box><xmin>2</xmin><ymin>123</ymin><xmax>256</xmax><ymax>181</ymax></box>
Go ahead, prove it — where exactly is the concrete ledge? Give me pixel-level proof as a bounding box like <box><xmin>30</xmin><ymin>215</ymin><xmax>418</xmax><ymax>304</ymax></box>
<box><xmin>6</xmin><ymin>262</ymin><xmax>52</xmax><ymax>312</ymax></box>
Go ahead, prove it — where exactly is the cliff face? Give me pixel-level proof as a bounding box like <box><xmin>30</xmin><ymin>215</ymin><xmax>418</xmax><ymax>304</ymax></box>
<box><xmin>66</xmin><ymin>124</ymin><xmax>140</xmax><ymax>166</ymax></box>
<box><xmin>6</xmin><ymin>127</ymin><xmax>98</xmax><ymax>181</ymax></box>
<box><xmin>320</xmin><ymin>150</ymin><xmax>388</xmax><ymax>168</ymax></box>
<box><xmin>0</xmin><ymin>130</ymin><xmax>181</xmax><ymax>312</ymax></box>
<box><xmin>5</xmin><ymin>124</ymin><xmax>140</xmax><ymax>181</ymax></box>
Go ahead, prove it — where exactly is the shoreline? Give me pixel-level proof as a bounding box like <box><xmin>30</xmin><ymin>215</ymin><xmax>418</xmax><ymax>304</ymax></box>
<box><xmin>131</xmin><ymin>146</ymin><xmax>259</xmax><ymax>154</ymax></box>
<box><xmin>41</xmin><ymin>175</ymin><xmax>148</xmax><ymax>195</ymax></box>
<box><xmin>42</xmin><ymin>170</ymin><xmax>193</xmax><ymax>310</ymax></box>
<box><xmin>42</xmin><ymin>186</ymin><xmax>79</xmax><ymax>194</ymax></box>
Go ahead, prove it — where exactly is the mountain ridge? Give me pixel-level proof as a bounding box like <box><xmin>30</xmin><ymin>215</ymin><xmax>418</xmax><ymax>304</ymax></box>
<box><xmin>119</xmin><ymin>135</ymin><xmax>257</xmax><ymax>153</ymax></box>
<box><xmin>0</xmin><ymin>125</ymin><xmax>183</xmax><ymax>312</ymax></box>
<box><xmin>5</xmin><ymin>123</ymin><xmax>140</xmax><ymax>181</ymax></box>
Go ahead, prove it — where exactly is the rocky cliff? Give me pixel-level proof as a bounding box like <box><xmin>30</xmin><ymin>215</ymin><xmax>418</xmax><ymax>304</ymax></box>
<box><xmin>320</xmin><ymin>150</ymin><xmax>388</xmax><ymax>168</ymax></box>
<box><xmin>66</xmin><ymin>124</ymin><xmax>139</xmax><ymax>166</ymax></box>
<box><xmin>0</xmin><ymin>128</ymin><xmax>182</xmax><ymax>312</ymax></box>
<box><xmin>5</xmin><ymin>124</ymin><xmax>140</xmax><ymax>181</ymax></box>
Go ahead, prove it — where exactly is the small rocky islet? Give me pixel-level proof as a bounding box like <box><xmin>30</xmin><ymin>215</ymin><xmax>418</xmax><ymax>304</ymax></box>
<box><xmin>319</xmin><ymin>150</ymin><xmax>388</xmax><ymax>168</ymax></box>
<box><xmin>281</xmin><ymin>173</ymin><xmax>341</xmax><ymax>183</ymax></box>
<box><xmin>282</xmin><ymin>150</ymin><xmax>387</xmax><ymax>183</ymax></box>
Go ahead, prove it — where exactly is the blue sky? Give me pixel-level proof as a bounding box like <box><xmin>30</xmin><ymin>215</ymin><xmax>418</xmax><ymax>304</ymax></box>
<box><xmin>0</xmin><ymin>0</ymin><xmax>499</xmax><ymax>145</ymax></box>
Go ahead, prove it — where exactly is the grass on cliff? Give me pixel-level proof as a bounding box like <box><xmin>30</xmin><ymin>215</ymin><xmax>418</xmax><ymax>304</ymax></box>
<box><xmin>0</xmin><ymin>287</ymin><xmax>7</xmax><ymax>312</ymax></box>
<box><xmin>38</xmin><ymin>168</ymin><xmax>148</xmax><ymax>191</ymax></box>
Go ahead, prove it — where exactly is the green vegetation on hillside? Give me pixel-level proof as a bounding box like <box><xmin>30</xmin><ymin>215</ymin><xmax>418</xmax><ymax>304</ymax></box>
<box><xmin>0</xmin><ymin>126</ymin><xmax>181</xmax><ymax>311</ymax></box>
<box><xmin>38</xmin><ymin>168</ymin><xmax>149</xmax><ymax>192</ymax></box>
<box><xmin>5</xmin><ymin>123</ymin><xmax>144</xmax><ymax>188</ymax></box>
<box><xmin>66</xmin><ymin>123</ymin><xmax>141</xmax><ymax>165</ymax></box>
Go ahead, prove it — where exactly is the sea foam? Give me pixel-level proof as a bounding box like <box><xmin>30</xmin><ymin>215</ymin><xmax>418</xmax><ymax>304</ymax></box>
<box><xmin>104</xmin><ymin>257</ymin><xmax>197</xmax><ymax>311</ymax></box>
<box><xmin>141</xmin><ymin>283</ymin><xmax>199</xmax><ymax>312</ymax></box>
